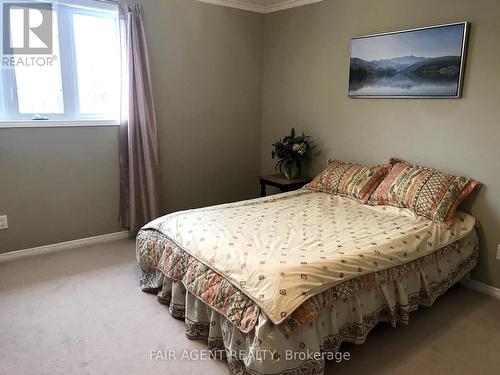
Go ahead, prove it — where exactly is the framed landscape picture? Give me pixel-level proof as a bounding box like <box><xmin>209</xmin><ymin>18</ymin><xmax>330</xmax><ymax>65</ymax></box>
<box><xmin>348</xmin><ymin>22</ymin><xmax>469</xmax><ymax>98</ymax></box>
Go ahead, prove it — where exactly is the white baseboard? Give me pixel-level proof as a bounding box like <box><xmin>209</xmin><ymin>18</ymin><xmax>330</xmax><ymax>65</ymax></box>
<box><xmin>0</xmin><ymin>231</ymin><xmax>130</xmax><ymax>263</ymax></box>
<box><xmin>462</xmin><ymin>279</ymin><xmax>500</xmax><ymax>301</ymax></box>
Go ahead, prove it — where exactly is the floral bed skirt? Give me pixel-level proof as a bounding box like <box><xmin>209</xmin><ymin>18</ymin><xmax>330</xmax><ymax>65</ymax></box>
<box><xmin>138</xmin><ymin>231</ymin><xmax>478</xmax><ymax>375</ymax></box>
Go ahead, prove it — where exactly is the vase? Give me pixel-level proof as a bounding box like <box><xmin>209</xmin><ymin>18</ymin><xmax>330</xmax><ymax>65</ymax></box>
<box><xmin>283</xmin><ymin>161</ymin><xmax>301</xmax><ymax>179</ymax></box>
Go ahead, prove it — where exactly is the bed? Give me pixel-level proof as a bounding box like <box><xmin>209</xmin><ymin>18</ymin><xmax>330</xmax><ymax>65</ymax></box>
<box><xmin>136</xmin><ymin>188</ymin><xmax>478</xmax><ymax>375</ymax></box>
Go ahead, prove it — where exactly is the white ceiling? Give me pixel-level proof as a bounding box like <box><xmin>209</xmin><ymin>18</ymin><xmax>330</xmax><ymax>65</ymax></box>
<box><xmin>197</xmin><ymin>0</ymin><xmax>324</xmax><ymax>13</ymax></box>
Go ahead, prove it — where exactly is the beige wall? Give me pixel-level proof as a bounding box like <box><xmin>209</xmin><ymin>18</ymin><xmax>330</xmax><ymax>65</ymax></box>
<box><xmin>0</xmin><ymin>0</ymin><xmax>263</xmax><ymax>253</ymax></box>
<box><xmin>137</xmin><ymin>0</ymin><xmax>264</xmax><ymax>214</ymax></box>
<box><xmin>261</xmin><ymin>0</ymin><xmax>500</xmax><ymax>287</ymax></box>
<box><xmin>0</xmin><ymin>126</ymin><xmax>122</xmax><ymax>252</ymax></box>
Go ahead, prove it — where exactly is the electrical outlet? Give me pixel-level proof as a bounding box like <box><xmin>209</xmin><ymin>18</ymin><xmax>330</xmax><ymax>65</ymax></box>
<box><xmin>497</xmin><ymin>244</ymin><xmax>500</xmax><ymax>261</ymax></box>
<box><xmin>0</xmin><ymin>215</ymin><xmax>7</xmax><ymax>230</ymax></box>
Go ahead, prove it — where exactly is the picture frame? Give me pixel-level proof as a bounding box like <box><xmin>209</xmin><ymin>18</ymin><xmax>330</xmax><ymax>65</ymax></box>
<box><xmin>348</xmin><ymin>22</ymin><xmax>469</xmax><ymax>98</ymax></box>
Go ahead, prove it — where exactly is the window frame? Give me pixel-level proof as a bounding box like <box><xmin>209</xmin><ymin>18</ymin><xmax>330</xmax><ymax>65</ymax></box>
<box><xmin>0</xmin><ymin>0</ymin><xmax>120</xmax><ymax>126</ymax></box>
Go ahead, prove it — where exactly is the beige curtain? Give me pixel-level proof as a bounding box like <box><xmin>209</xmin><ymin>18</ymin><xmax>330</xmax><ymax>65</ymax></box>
<box><xmin>119</xmin><ymin>2</ymin><xmax>160</xmax><ymax>234</ymax></box>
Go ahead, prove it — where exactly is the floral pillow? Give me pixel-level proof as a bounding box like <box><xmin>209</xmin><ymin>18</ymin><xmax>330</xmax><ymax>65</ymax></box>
<box><xmin>306</xmin><ymin>159</ymin><xmax>389</xmax><ymax>204</ymax></box>
<box><xmin>369</xmin><ymin>158</ymin><xmax>480</xmax><ymax>228</ymax></box>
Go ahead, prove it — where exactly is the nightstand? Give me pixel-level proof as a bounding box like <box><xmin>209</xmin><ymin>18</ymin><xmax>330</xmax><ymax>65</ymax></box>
<box><xmin>259</xmin><ymin>174</ymin><xmax>312</xmax><ymax>197</ymax></box>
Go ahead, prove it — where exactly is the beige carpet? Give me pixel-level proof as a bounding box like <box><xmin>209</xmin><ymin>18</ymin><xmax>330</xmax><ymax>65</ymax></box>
<box><xmin>1</xmin><ymin>239</ymin><xmax>499</xmax><ymax>375</ymax></box>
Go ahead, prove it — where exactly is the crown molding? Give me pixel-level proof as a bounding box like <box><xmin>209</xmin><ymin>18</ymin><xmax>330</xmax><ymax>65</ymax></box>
<box><xmin>197</xmin><ymin>0</ymin><xmax>323</xmax><ymax>14</ymax></box>
<box><xmin>265</xmin><ymin>0</ymin><xmax>323</xmax><ymax>13</ymax></box>
<box><xmin>197</xmin><ymin>0</ymin><xmax>267</xmax><ymax>13</ymax></box>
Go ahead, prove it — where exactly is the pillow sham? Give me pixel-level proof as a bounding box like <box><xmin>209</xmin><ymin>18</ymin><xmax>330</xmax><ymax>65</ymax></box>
<box><xmin>306</xmin><ymin>159</ymin><xmax>389</xmax><ymax>204</ymax></box>
<box><xmin>369</xmin><ymin>159</ymin><xmax>480</xmax><ymax>228</ymax></box>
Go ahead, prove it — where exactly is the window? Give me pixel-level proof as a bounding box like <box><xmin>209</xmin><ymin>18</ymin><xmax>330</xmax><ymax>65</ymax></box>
<box><xmin>0</xmin><ymin>0</ymin><xmax>120</xmax><ymax>123</ymax></box>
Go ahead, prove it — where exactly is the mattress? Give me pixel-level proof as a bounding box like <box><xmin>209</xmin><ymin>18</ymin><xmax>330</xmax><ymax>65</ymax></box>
<box><xmin>138</xmin><ymin>230</ymin><xmax>478</xmax><ymax>375</ymax></box>
<box><xmin>138</xmin><ymin>189</ymin><xmax>476</xmax><ymax>327</ymax></box>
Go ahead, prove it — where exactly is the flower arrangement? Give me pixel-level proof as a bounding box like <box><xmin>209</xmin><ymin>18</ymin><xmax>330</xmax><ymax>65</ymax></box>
<box><xmin>271</xmin><ymin>128</ymin><xmax>314</xmax><ymax>179</ymax></box>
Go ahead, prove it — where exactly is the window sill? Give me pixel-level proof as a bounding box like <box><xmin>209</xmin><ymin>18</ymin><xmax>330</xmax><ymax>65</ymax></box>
<box><xmin>0</xmin><ymin>120</ymin><xmax>120</xmax><ymax>128</ymax></box>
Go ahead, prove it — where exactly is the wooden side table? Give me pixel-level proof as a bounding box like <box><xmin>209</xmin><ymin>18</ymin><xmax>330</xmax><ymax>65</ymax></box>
<box><xmin>259</xmin><ymin>174</ymin><xmax>312</xmax><ymax>197</ymax></box>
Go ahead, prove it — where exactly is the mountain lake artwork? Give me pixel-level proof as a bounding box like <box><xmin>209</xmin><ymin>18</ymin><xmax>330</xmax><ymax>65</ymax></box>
<box><xmin>348</xmin><ymin>22</ymin><xmax>468</xmax><ymax>98</ymax></box>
